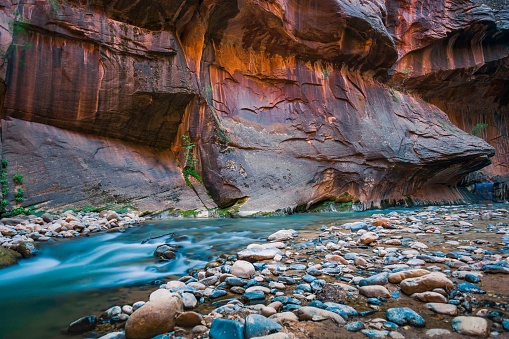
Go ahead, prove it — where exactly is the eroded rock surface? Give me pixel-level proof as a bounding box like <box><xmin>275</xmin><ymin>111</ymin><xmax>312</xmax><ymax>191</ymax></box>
<box><xmin>0</xmin><ymin>0</ymin><xmax>505</xmax><ymax>213</ymax></box>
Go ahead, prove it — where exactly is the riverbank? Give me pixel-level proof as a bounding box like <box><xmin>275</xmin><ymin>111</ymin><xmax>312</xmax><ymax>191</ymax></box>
<box><xmin>0</xmin><ymin>210</ymin><xmax>145</xmax><ymax>266</ymax></box>
<box><xmin>64</xmin><ymin>204</ymin><xmax>509</xmax><ymax>339</ymax></box>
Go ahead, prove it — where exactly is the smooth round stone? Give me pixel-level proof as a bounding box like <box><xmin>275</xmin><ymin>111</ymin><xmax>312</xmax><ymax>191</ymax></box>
<box><xmin>244</xmin><ymin>290</ymin><xmax>265</xmax><ymax>301</ymax></box>
<box><xmin>400</xmin><ymin>272</ymin><xmax>454</xmax><ymax>295</ymax></box>
<box><xmin>175</xmin><ymin>311</ymin><xmax>202</xmax><ymax>327</ymax></box>
<box><xmin>273</xmin><ymin>296</ymin><xmax>301</xmax><ymax>305</ymax></box>
<box><xmin>225</xmin><ymin>277</ymin><xmax>247</xmax><ymax>286</ymax></box>
<box><xmin>261</xmin><ymin>306</ymin><xmax>277</xmax><ymax>317</ymax></box>
<box><xmin>325</xmin><ymin>254</ymin><xmax>348</xmax><ymax>264</ymax></box>
<box><xmin>345</xmin><ymin>321</ymin><xmax>364</xmax><ymax>332</ymax></box>
<box><xmin>302</xmin><ymin>274</ymin><xmax>317</xmax><ymax>283</ymax></box>
<box><xmin>483</xmin><ymin>264</ymin><xmax>509</xmax><ymax>274</ymax></box>
<box><xmin>269</xmin><ymin>312</ymin><xmax>299</xmax><ymax>324</ymax></box>
<box><xmin>294</xmin><ymin>306</ymin><xmax>345</xmax><ymax>324</ymax></box>
<box><xmin>231</xmin><ymin>260</ymin><xmax>255</xmax><ymax>279</ymax></box>
<box><xmin>360</xmin><ymin>232</ymin><xmax>379</xmax><ymax>245</ymax></box>
<box><xmin>237</xmin><ymin>248</ymin><xmax>283</xmax><ymax>261</ymax></box>
<box><xmin>359</xmin><ymin>272</ymin><xmax>389</xmax><ymax>287</ymax></box>
<box><xmin>278</xmin><ymin>276</ymin><xmax>296</xmax><ymax>284</ymax></box>
<box><xmin>426</xmin><ymin>329</ymin><xmax>451</xmax><ymax>337</ymax></box>
<box><xmin>67</xmin><ymin>316</ymin><xmax>98</xmax><ymax>334</ymax></box>
<box><xmin>181</xmin><ymin>292</ymin><xmax>197</xmax><ymax>309</ymax></box>
<box><xmin>209</xmin><ymin>319</ymin><xmax>244</xmax><ymax>339</ymax></box>
<box><xmin>452</xmin><ymin>316</ymin><xmax>489</xmax><ymax>337</ymax></box>
<box><xmin>289</xmin><ymin>263</ymin><xmax>307</xmax><ymax>270</ymax></box>
<box><xmin>306</xmin><ymin>267</ymin><xmax>322</xmax><ymax>276</ymax></box>
<box><xmin>267</xmin><ymin>229</ymin><xmax>297</xmax><ymax>241</ymax></box>
<box><xmin>125</xmin><ymin>293</ymin><xmax>183</xmax><ymax>339</ymax></box>
<box><xmin>367</xmin><ymin>298</ymin><xmax>383</xmax><ymax>306</ymax></box>
<box><xmin>360</xmin><ymin>329</ymin><xmax>390</xmax><ymax>338</ymax></box>
<box><xmin>502</xmin><ymin>319</ymin><xmax>509</xmax><ymax>331</ymax></box>
<box><xmin>210</xmin><ymin>289</ymin><xmax>227</xmax><ymax>299</ymax></box>
<box><xmin>359</xmin><ymin>285</ymin><xmax>391</xmax><ymax>298</ymax></box>
<box><xmin>411</xmin><ymin>291</ymin><xmax>447</xmax><ymax>303</ymax></box>
<box><xmin>245</xmin><ymin>314</ymin><xmax>282</xmax><ymax>339</ymax></box>
<box><xmin>388</xmin><ymin>269</ymin><xmax>430</xmax><ymax>284</ymax></box>
<box><xmin>426</xmin><ymin>303</ymin><xmax>458</xmax><ymax>316</ymax></box>
<box><xmin>386</xmin><ymin>307</ymin><xmax>425</xmax><ymax>327</ymax></box>
<box><xmin>465</xmin><ymin>273</ymin><xmax>481</xmax><ymax>283</ymax></box>
<box><xmin>325</xmin><ymin>302</ymin><xmax>358</xmax><ymax>318</ymax></box>
<box><xmin>457</xmin><ymin>282</ymin><xmax>486</xmax><ymax>294</ymax></box>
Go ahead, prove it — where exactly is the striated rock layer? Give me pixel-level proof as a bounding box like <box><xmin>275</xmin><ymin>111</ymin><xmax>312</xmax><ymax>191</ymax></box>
<box><xmin>0</xmin><ymin>0</ymin><xmax>505</xmax><ymax>214</ymax></box>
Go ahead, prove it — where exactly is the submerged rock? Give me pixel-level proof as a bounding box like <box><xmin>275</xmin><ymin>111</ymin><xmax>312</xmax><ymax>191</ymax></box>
<box><xmin>67</xmin><ymin>315</ymin><xmax>98</xmax><ymax>334</ymax></box>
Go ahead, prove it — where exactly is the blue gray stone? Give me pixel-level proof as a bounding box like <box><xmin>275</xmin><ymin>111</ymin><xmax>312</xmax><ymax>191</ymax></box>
<box><xmin>325</xmin><ymin>302</ymin><xmax>358</xmax><ymax>318</ymax></box>
<box><xmin>243</xmin><ymin>290</ymin><xmax>265</xmax><ymax>301</ymax></box>
<box><xmin>210</xmin><ymin>319</ymin><xmax>244</xmax><ymax>339</ymax></box>
<box><xmin>464</xmin><ymin>274</ymin><xmax>481</xmax><ymax>283</ymax></box>
<box><xmin>210</xmin><ymin>289</ymin><xmax>228</xmax><ymax>299</ymax></box>
<box><xmin>273</xmin><ymin>296</ymin><xmax>301</xmax><ymax>305</ymax></box>
<box><xmin>502</xmin><ymin>319</ymin><xmax>509</xmax><ymax>332</ymax></box>
<box><xmin>361</xmin><ymin>330</ymin><xmax>390</xmax><ymax>338</ymax></box>
<box><xmin>386</xmin><ymin>307</ymin><xmax>425</xmax><ymax>327</ymax></box>
<box><xmin>345</xmin><ymin>321</ymin><xmax>364</xmax><ymax>332</ymax></box>
<box><xmin>358</xmin><ymin>272</ymin><xmax>389</xmax><ymax>287</ymax></box>
<box><xmin>225</xmin><ymin>277</ymin><xmax>247</xmax><ymax>286</ymax></box>
<box><xmin>244</xmin><ymin>314</ymin><xmax>282</xmax><ymax>339</ymax></box>
<box><xmin>457</xmin><ymin>282</ymin><xmax>486</xmax><ymax>294</ymax></box>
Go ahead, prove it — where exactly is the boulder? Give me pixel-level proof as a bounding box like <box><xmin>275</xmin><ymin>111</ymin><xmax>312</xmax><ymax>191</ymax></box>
<box><xmin>125</xmin><ymin>293</ymin><xmax>183</xmax><ymax>339</ymax></box>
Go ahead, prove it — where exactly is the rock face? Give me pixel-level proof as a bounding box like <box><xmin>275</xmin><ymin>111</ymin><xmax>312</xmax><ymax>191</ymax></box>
<box><xmin>0</xmin><ymin>0</ymin><xmax>505</xmax><ymax>213</ymax></box>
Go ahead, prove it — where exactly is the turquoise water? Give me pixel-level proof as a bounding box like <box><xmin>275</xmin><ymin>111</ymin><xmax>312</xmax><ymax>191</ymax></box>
<box><xmin>0</xmin><ymin>209</ymin><xmax>392</xmax><ymax>338</ymax></box>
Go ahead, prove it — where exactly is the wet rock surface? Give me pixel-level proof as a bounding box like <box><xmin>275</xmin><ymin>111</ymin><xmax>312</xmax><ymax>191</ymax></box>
<box><xmin>67</xmin><ymin>204</ymin><xmax>509</xmax><ymax>338</ymax></box>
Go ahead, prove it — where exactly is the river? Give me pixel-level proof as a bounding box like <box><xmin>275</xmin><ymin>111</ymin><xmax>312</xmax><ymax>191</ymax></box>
<box><xmin>0</xmin><ymin>210</ymin><xmax>383</xmax><ymax>339</ymax></box>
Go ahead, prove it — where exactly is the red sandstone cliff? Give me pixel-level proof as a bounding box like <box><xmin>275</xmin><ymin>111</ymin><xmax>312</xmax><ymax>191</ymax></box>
<box><xmin>0</xmin><ymin>0</ymin><xmax>505</xmax><ymax>214</ymax></box>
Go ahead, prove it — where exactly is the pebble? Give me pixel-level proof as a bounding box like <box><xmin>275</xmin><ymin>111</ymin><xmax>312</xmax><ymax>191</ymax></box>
<box><xmin>359</xmin><ymin>285</ymin><xmax>391</xmax><ymax>298</ymax></box>
<box><xmin>426</xmin><ymin>303</ymin><xmax>458</xmax><ymax>316</ymax></box>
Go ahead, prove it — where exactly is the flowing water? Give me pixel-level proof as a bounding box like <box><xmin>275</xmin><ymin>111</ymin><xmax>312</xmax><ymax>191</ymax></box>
<box><xmin>0</xmin><ymin>210</ymin><xmax>382</xmax><ymax>339</ymax></box>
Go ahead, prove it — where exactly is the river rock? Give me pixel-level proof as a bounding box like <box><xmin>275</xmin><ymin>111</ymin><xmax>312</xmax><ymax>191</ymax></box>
<box><xmin>325</xmin><ymin>303</ymin><xmax>358</xmax><ymax>319</ymax></box>
<box><xmin>238</xmin><ymin>248</ymin><xmax>283</xmax><ymax>262</ymax></box>
<box><xmin>360</xmin><ymin>232</ymin><xmax>379</xmax><ymax>245</ymax></box>
<box><xmin>372</xmin><ymin>218</ymin><xmax>392</xmax><ymax>228</ymax></box>
<box><xmin>153</xmin><ymin>244</ymin><xmax>177</xmax><ymax>260</ymax></box>
<box><xmin>17</xmin><ymin>241</ymin><xmax>38</xmax><ymax>258</ymax></box>
<box><xmin>68</xmin><ymin>315</ymin><xmax>98</xmax><ymax>334</ymax></box>
<box><xmin>452</xmin><ymin>316</ymin><xmax>489</xmax><ymax>337</ymax></box>
<box><xmin>359</xmin><ymin>285</ymin><xmax>391</xmax><ymax>298</ymax></box>
<box><xmin>359</xmin><ymin>272</ymin><xmax>389</xmax><ymax>286</ymax></box>
<box><xmin>231</xmin><ymin>260</ymin><xmax>255</xmax><ymax>278</ymax></box>
<box><xmin>400</xmin><ymin>273</ymin><xmax>454</xmax><ymax>295</ymax></box>
<box><xmin>345</xmin><ymin>321</ymin><xmax>364</xmax><ymax>332</ymax></box>
<box><xmin>360</xmin><ymin>329</ymin><xmax>390</xmax><ymax>338</ymax></box>
<box><xmin>388</xmin><ymin>269</ymin><xmax>430</xmax><ymax>284</ymax></box>
<box><xmin>269</xmin><ymin>312</ymin><xmax>298</xmax><ymax>324</ymax></box>
<box><xmin>250</xmin><ymin>334</ymin><xmax>289</xmax><ymax>339</ymax></box>
<box><xmin>294</xmin><ymin>306</ymin><xmax>345</xmax><ymax>324</ymax></box>
<box><xmin>457</xmin><ymin>282</ymin><xmax>486</xmax><ymax>294</ymax></box>
<box><xmin>125</xmin><ymin>293</ymin><xmax>183</xmax><ymax>339</ymax></box>
<box><xmin>0</xmin><ymin>246</ymin><xmax>19</xmax><ymax>267</ymax></box>
<box><xmin>426</xmin><ymin>303</ymin><xmax>458</xmax><ymax>316</ymax></box>
<box><xmin>411</xmin><ymin>292</ymin><xmax>447</xmax><ymax>303</ymax></box>
<box><xmin>245</xmin><ymin>314</ymin><xmax>282</xmax><ymax>339</ymax></box>
<box><xmin>267</xmin><ymin>230</ymin><xmax>297</xmax><ymax>242</ymax></box>
<box><xmin>343</xmin><ymin>222</ymin><xmax>369</xmax><ymax>232</ymax></box>
<box><xmin>483</xmin><ymin>264</ymin><xmax>509</xmax><ymax>274</ymax></box>
<box><xmin>100</xmin><ymin>210</ymin><xmax>120</xmax><ymax>221</ymax></box>
<box><xmin>426</xmin><ymin>329</ymin><xmax>451</xmax><ymax>337</ymax></box>
<box><xmin>209</xmin><ymin>319</ymin><xmax>244</xmax><ymax>339</ymax></box>
<box><xmin>181</xmin><ymin>292</ymin><xmax>197</xmax><ymax>309</ymax></box>
<box><xmin>386</xmin><ymin>307</ymin><xmax>426</xmax><ymax>327</ymax></box>
<box><xmin>175</xmin><ymin>311</ymin><xmax>202</xmax><ymax>327</ymax></box>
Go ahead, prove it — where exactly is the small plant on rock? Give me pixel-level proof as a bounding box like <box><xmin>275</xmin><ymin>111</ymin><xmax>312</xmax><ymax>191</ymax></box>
<box><xmin>14</xmin><ymin>188</ymin><xmax>24</xmax><ymax>203</ymax></box>
<box><xmin>470</xmin><ymin>123</ymin><xmax>488</xmax><ymax>137</ymax></box>
<box><xmin>13</xmin><ymin>173</ymin><xmax>23</xmax><ymax>185</ymax></box>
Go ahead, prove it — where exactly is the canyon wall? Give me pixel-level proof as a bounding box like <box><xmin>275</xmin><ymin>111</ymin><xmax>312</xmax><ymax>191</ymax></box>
<box><xmin>0</xmin><ymin>0</ymin><xmax>506</xmax><ymax>214</ymax></box>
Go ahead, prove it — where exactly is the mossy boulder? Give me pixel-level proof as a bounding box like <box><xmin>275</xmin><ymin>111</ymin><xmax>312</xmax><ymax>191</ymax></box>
<box><xmin>0</xmin><ymin>246</ymin><xmax>20</xmax><ymax>268</ymax></box>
